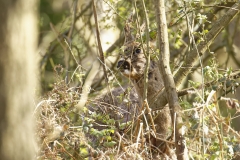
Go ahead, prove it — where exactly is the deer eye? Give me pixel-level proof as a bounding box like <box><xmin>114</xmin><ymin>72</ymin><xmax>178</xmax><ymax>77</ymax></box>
<box><xmin>135</xmin><ymin>48</ymin><xmax>141</xmax><ymax>54</ymax></box>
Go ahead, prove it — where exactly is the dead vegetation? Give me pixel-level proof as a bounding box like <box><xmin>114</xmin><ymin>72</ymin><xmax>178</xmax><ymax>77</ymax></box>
<box><xmin>36</xmin><ymin>1</ymin><xmax>240</xmax><ymax>159</ymax></box>
<box><xmin>35</xmin><ymin>65</ymin><xmax>240</xmax><ymax>160</ymax></box>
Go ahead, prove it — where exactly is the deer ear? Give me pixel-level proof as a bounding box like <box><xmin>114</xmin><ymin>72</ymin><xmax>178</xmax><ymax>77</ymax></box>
<box><xmin>124</xmin><ymin>23</ymin><xmax>134</xmax><ymax>43</ymax></box>
<box><xmin>124</xmin><ymin>13</ymin><xmax>135</xmax><ymax>44</ymax></box>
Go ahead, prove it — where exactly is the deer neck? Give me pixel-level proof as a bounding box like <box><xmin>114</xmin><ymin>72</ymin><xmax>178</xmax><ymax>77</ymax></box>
<box><xmin>131</xmin><ymin>61</ymin><xmax>164</xmax><ymax>103</ymax></box>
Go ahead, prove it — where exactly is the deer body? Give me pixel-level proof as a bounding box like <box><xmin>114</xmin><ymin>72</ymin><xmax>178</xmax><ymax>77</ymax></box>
<box><xmin>89</xmin><ymin>22</ymin><xmax>174</xmax><ymax>158</ymax></box>
<box><xmin>117</xmin><ymin>41</ymin><xmax>172</xmax><ymax>142</ymax></box>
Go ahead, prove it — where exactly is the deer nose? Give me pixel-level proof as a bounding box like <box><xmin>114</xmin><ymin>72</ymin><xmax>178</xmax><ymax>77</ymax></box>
<box><xmin>117</xmin><ymin>60</ymin><xmax>130</xmax><ymax>70</ymax></box>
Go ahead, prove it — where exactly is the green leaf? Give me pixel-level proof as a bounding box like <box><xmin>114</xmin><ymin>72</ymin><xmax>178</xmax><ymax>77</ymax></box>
<box><xmin>103</xmin><ymin>141</ymin><xmax>117</xmax><ymax>147</ymax></box>
<box><xmin>188</xmin><ymin>80</ymin><xmax>201</xmax><ymax>88</ymax></box>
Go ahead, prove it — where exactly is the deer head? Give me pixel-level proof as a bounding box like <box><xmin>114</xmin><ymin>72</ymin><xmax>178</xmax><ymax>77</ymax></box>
<box><xmin>117</xmin><ymin>19</ymin><xmax>148</xmax><ymax>80</ymax></box>
<box><xmin>117</xmin><ymin>42</ymin><xmax>146</xmax><ymax>80</ymax></box>
<box><xmin>117</xmin><ymin>19</ymin><xmax>164</xmax><ymax>99</ymax></box>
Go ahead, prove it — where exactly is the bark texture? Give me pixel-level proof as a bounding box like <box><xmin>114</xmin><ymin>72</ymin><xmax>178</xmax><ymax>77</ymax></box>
<box><xmin>154</xmin><ymin>0</ymin><xmax>189</xmax><ymax>159</ymax></box>
<box><xmin>0</xmin><ymin>0</ymin><xmax>39</xmax><ymax>159</ymax></box>
<box><xmin>151</xmin><ymin>2</ymin><xmax>240</xmax><ymax>111</ymax></box>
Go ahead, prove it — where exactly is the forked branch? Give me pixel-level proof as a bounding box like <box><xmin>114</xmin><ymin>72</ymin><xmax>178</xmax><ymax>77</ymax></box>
<box><xmin>154</xmin><ymin>0</ymin><xmax>189</xmax><ymax>159</ymax></box>
<box><xmin>154</xmin><ymin>2</ymin><xmax>240</xmax><ymax>109</ymax></box>
<box><xmin>174</xmin><ymin>2</ymin><xmax>240</xmax><ymax>87</ymax></box>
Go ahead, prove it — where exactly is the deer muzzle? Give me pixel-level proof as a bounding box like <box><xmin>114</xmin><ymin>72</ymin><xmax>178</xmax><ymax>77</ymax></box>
<box><xmin>117</xmin><ymin>60</ymin><xmax>131</xmax><ymax>71</ymax></box>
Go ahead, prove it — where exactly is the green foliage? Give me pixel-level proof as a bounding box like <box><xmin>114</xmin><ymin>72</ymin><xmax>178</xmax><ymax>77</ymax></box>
<box><xmin>37</xmin><ymin>0</ymin><xmax>240</xmax><ymax>159</ymax></box>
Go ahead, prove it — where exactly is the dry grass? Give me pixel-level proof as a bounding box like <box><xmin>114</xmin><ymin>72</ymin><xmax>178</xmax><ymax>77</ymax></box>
<box><xmin>34</xmin><ymin>75</ymin><xmax>240</xmax><ymax>159</ymax></box>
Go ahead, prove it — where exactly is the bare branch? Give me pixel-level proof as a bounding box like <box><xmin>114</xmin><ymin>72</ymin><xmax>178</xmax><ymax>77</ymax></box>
<box><xmin>153</xmin><ymin>2</ymin><xmax>240</xmax><ymax>110</ymax></box>
<box><xmin>92</xmin><ymin>0</ymin><xmax>114</xmax><ymax>105</ymax></box>
<box><xmin>177</xmin><ymin>70</ymin><xmax>240</xmax><ymax>97</ymax></box>
<box><xmin>174</xmin><ymin>2</ymin><xmax>240</xmax><ymax>87</ymax></box>
<box><xmin>154</xmin><ymin>0</ymin><xmax>189</xmax><ymax>159</ymax></box>
<box><xmin>140</xmin><ymin>0</ymin><xmax>151</xmax><ymax>100</ymax></box>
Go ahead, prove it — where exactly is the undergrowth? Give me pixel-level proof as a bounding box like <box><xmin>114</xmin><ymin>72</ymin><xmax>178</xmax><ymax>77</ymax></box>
<box><xmin>34</xmin><ymin>65</ymin><xmax>240</xmax><ymax>160</ymax></box>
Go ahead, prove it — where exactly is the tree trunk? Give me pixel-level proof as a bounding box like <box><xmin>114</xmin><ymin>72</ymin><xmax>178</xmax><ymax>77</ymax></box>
<box><xmin>0</xmin><ymin>0</ymin><xmax>39</xmax><ymax>159</ymax></box>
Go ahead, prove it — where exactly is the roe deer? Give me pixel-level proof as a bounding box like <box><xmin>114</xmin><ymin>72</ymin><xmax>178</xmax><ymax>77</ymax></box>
<box><xmin>116</xmin><ymin>22</ymin><xmax>174</xmax><ymax>158</ymax></box>
<box><xmin>87</xmin><ymin>20</ymin><xmax>175</xmax><ymax>159</ymax></box>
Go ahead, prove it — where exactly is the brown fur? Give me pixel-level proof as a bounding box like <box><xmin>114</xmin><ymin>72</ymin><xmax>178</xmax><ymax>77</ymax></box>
<box><xmin>117</xmin><ymin>42</ymin><xmax>172</xmax><ymax>150</ymax></box>
<box><xmin>92</xmin><ymin>86</ymin><xmax>140</xmax><ymax>126</ymax></box>
<box><xmin>89</xmin><ymin>20</ymin><xmax>175</xmax><ymax>158</ymax></box>
<box><xmin>87</xmin><ymin>41</ymin><xmax>174</xmax><ymax>158</ymax></box>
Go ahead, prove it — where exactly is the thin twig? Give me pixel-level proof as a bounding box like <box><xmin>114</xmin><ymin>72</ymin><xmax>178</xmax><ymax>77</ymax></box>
<box><xmin>116</xmin><ymin>131</ymin><xmax>123</xmax><ymax>156</ymax></box>
<box><xmin>144</xmin><ymin>100</ymin><xmax>156</xmax><ymax>133</ymax></box>
<box><xmin>64</xmin><ymin>39</ymin><xmax>82</xmax><ymax>85</ymax></box>
<box><xmin>92</xmin><ymin>0</ymin><xmax>115</xmax><ymax>105</ymax></box>
<box><xmin>102</xmin><ymin>0</ymin><xmax>126</xmax><ymax>20</ymax></box>
<box><xmin>49</xmin><ymin>23</ymin><xmax>70</xmax><ymax>83</ymax></box>
<box><xmin>177</xmin><ymin>70</ymin><xmax>240</xmax><ymax>97</ymax></box>
<box><xmin>140</xmin><ymin>0</ymin><xmax>151</xmax><ymax>101</ymax></box>
<box><xmin>136</xmin><ymin>122</ymin><xmax>143</xmax><ymax>150</ymax></box>
<box><xmin>67</xmin><ymin>0</ymin><xmax>78</xmax><ymax>44</ymax></box>
<box><xmin>174</xmin><ymin>2</ymin><xmax>240</xmax><ymax>87</ymax></box>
